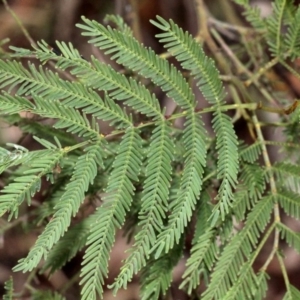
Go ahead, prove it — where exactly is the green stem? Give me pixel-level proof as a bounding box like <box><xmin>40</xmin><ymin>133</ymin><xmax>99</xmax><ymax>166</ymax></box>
<box><xmin>244</xmin><ymin>57</ymin><xmax>279</xmax><ymax>87</ymax></box>
<box><xmin>250</xmin><ymin>222</ymin><xmax>276</xmax><ymax>266</ymax></box>
<box><xmin>276</xmin><ymin>251</ymin><xmax>290</xmax><ymax>292</ymax></box>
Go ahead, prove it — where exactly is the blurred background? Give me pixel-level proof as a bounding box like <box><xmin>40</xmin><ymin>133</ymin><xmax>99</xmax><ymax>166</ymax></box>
<box><xmin>0</xmin><ymin>0</ymin><xmax>300</xmax><ymax>299</ymax></box>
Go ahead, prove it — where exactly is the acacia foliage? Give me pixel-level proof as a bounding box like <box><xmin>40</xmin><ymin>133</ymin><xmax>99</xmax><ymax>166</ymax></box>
<box><xmin>1</xmin><ymin>1</ymin><xmax>300</xmax><ymax>299</ymax></box>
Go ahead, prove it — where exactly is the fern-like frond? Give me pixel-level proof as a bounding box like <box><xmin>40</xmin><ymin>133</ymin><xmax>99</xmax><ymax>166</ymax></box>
<box><xmin>222</xmin><ymin>259</ymin><xmax>268</xmax><ymax>300</ymax></box>
<box><xmin>272</xmin><ymin>162</ymin><xmax>300</xmax><ymax>191</ymax></box>
<box><xmin>192</xmin><ymin>192</ymin><xmax>213</xmax><ymax>241</ymax></box>
<box><xmin>253</xmin><ymin>272</ymin><xmax>269</xmax><ymax>300</ymax></box>
<box><xmin>218</xmin><ymin>215</ymin><xmax>235</xmax><ymax>244</ymax></box>
<box><xmin>32</xmin><ymin>156</ymin><xmax>77</xmax><ymax>222</ymax></box>
<box><xmin>0</xmin><ymin>148</ymin><xmax>65</xmax><ymax>219</ymax></box>
<box><xmin>32</xmin><ymin>290</ymin><xmax>65</xmax><ymax>300</ymax></box>
<box><xmin>239</xmin><ymin>141</ymin><xmax>262</xmax><ymax>163</ymax></box>
<box><xmin>77</xmin><ymin>16</ymin><xmax>209</xmax><ymax>258</ymax></box>
<box><xmin>76</xmin><ymin>17</ymin><xmax>196</xmax><ymax>111</ymax></box>
<box><xmin>0</xmin><ymin>78</ymin><xmax>99</xmax><ymax>140</ymax></box>
<box><xmin>232</xmin><ymin>167</ymin><xmax>266</xmax><ymax>222</ymax></box>
<box><xmin>103</xmin><ymin>14</ymin><xmax>133</xmax><ymax>34</ymax></box>
<box><xmin>278</xmin><ymin>222</ymin><xmax>300</xmax><ymax>254</ymax></box>
<box><xmin>1</xmin><ymin>113</ymin><xmax>77</xmax><ymax>147</ymax></box>
<box><xmin>57</xmin><ymin>43</ymin><xmax>161</xmax><ymax>119</ymax></box>
<box><xmin>1</xmin><ymin>11</ymin><xmax>298</xmax><ymax>300</ymax></box>
<box><xmin>151</xmin><ymin>16</ymin><xmax>238</xmax><ymax>222</ymax></box>
<box><xmin>85</xmin><ymin>57</ymin><xmax>162</xmax><ymax>119</ymax></box>
<box><xmin>13</xmin><ymin>141</ymin><xmax>104</xmax><ymax>272</ymax></box>
<box><xmin>111</xmin><ymin>121</ymin><xmax>174</xmax><ymax>291</ymax></box>
<box><xmin>284</xmin><ymin>109</ymin><xmax>300</xmax><ymax>153</ymax></box>
<box><xmin>26</xmin><ymin>41</ymin><xmax>163</xmax><ymax>120</ymax></box>
<box><xmin>0</xmin><ymin>59</ymin><xmax>130</xmax><ymax>130</ymax></box>
<box><xmin>277</xmin><ymin>189</ymin><xmax>300</xmax><ymax>220</ymax></box>
<box><xmin>140</xmin><ymin>262</ymin><xmax>172</xmax><ymax>300</ymax></box>
<box><xmin>152</xmin><ymin>115</ymin><xmax>206</xmax><ymax>257</ymax></box>
<box><xmin>27</xmin><ymin>125</ymin><xmax>76</xmax><ymax>146</ymax></box>
<box><xmin>266</xmin><ymin>0</ymin><xmax>287</xmax><ymax>57</ymax></box>
<box><xmin>33</xmin><ymin>95</ymin><xmax>100</xmax><ymax>139</ymax></box>
<box><xmin>3</xmin><ymin>277</ymin><xmax>13</xmax><ymax>300</ymax></box>
<box><xmin>233</xmin><ymin>0</ymin><xmax>267</xmax><ymax>30</ymax></box>
<box><xmin>212</xmin><ymin>111</ymin><xmax>239</xmax><ymax>221</ymax></box>
<box><xmin>180</xmin><ymin>229</ymin><xmax>216</xmax><ymax>294</ymax></box>
<box><xmin>150</xmin><ymin>17</ymin><xmax>225</xmax><ymax>105</ymax></box>
<box><xmin>282</xmin><ymin>1</ymin><xmax>297</xmax><ymax>25</ymax></box>
<box><xmin>284</xmin><ymin>5</ymin><xmax>300</xmax><ymax>59</ymax></box>
<box><xmin>140</xmin><ymin>242</ymin><xmax>183</xmax><ymax>300</ymax></box>
<box><xmin>232</xmin><ymin>188</ymin><xmax>251</xmax><ymax>221</ymax></box>
<box><xmin>180</xmin><ymin>195</ymin><xmax>216</xmax><ymax>293</ymax></box>
<box><xmin>0</xmin><ymin>91</ymin><xmax>33</xmax><ymax>114</ymax></box>
<box><xmin>0</xmin><ymin>142</ymin><xmax>29</xmax><ymax>174</ymax></box>
<box><xmin>41</xmin><ymin>214</ymin><xmax>97</xmax><ymax>274</ymax></box>
<box><xmin>202</xmin><ymin>195</ymin><xmax>273</xmax><ymax>300</ymax></box>
<box><xmin>240</xmin><ymin>163</ymin><xmax>266</xmax><ymax>201</ymax></box>
<box><xmin>80</xmin><ymin>128</ymin><xmax>143</xmax><ymax>300</ymax></box>
<box><xmin>283</xmin><ymin>284</ymin><xmax>300</xmax><ymax>300</ymax></box>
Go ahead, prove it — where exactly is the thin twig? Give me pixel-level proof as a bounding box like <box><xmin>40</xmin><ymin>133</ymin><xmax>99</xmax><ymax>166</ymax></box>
<box><xmin>208</xmin><ymin>17</ymin><xmax>256</xmax><ymax>35</ymax></box>
<box><xmin>2</xmin><ymin>0</ymin><xmax>36</xmax><ymax>47</ymax></box>
<box><xmin>276</xmin><ymin>251</ymin><xmax>291</xmax><ymax>292</ymax></box>
<box><xmin>252</xmin><ymin>113</ymin><xmax>280</xmax><ymax>272</ymax></box>
<box><xmin>210</xmin><ymin>28</ymin><xmax>278</xmax><ymax>106</ymax></box>
<box><xmin>2</xmin><ymin>0</ymin><xmax>75</xmax><ymax>82</ymax></box>
<box><xmin>102</xmin><ymin>102</ymin><xmax>258</xmax><ymax>140</ymax></box>
<box><xmin>249</xmin><ymin>222</ymin><xmax>277</xmax><ymax>266</ymax></box>
<box><xmin>194</xmin><ymin>0</ymin><xmax>230</xmax><ymax>74</ymax></box>
<box><xmin>244</xmin><ymin>57</ymin><xmax>279</xmax><ymax>87</ymax></box>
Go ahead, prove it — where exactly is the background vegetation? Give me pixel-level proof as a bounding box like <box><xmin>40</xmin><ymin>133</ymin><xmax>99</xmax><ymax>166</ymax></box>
<box><xmin>1</xmin><ymin>0</ymin><xmax>300</xmax><ymax>299</ymax></box>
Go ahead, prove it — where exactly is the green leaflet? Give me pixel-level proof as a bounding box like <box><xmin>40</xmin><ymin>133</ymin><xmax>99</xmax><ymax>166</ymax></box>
<box><xmin>150</xmin><ymin>16</ymin><xmax>239</xmax><ymax>222</ymax></box>
<box><xmin>13</xmin><ymin>141</ymin><xmax>104</xmax><ymax>272</ymax></box>
<box><xmin>0</xmin><ymin>148</ymin><xmax>65</xmax><ymax>219</ymax></box>
<box><xmin>140</xmin><ymin>240</ymin><xmax>183</xmax><ymax>300</ymax></box>
<box><xmin>202</xmin><ymin>195</ymin><xmax>273</xmax><ymax>299</ymax></box>
<box><xmin>278</xmin><ymin>222</ymin><xmax>300</xmax><ymax>254</ymax></box>
<box><xmin>80</xmin><ymin>128</ymin><xmax>143</xmax><ymax>300</ymax></box>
